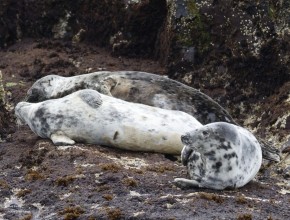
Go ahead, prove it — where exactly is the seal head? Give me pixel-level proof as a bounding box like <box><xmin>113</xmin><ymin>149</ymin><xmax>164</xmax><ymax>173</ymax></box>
<box><xmin>26</xmin><ymin>75</ymin><xmax>62</xmax><ymax>102</ymax></box>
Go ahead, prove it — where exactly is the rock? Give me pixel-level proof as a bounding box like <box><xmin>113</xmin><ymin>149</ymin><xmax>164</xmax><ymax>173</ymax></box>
<box><xmin>159</xmin><ymin>0</ymin><xmax>211</xmax><ymax>75</ymax></box>
<box><xmin>72</xmin><ymin>29</ymin><xmax>86</xmax><ymax>44</ymax></box>
<box><xmin>0</xmin><ymin>70</ymin><xmax>5</xmax><ymax>103</ymax></box>
<box><xmin>52</xmin><ymin>10</ymin><xmax>72</xmax><ymax>39</ymax></box>
<box><xmin>162</xmin><ymin>0</ymin><xmax>289</xmax><ymax>78</ymax></box>
<box><xmin>0</xmin><ymin>0</ymin><xmax>167</xmax><ymax>58</ymax></box>
<box><xmin>0</xmin><ymin>70</ymin><xmax>12</xmax><ymax>139</ymax></box>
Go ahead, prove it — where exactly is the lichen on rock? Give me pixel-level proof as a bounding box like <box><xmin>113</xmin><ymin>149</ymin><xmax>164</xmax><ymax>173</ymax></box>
<box><xmin>52</xmin><ymin>10</ymin><xmax>72</xmax><ymax>39</ymax></box>
<box><xmin>0</xmin><ymin>71</ymin><xmax>9</xmax><ymax>140</ymax></box>
<box><xmin>0</xmin><ymin>71</ymin><xmax>5</xmax><ymax>104</ymax></box>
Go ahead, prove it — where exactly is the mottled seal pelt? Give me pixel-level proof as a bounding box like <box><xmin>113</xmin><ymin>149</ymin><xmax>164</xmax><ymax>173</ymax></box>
<box><xmin>25</xmin><ymin>71</ymin><xmax>280</xmax><ymax>161</ymax></box>
<box><xmin>15</xmin><ymin>89</ymin><xmax>202</xmax><ymax>154</ymax></box>
<box><xmin>174</xmin><ymin>122</ymin><xmax>262</xmax><ymax>190</ymax></box>
<box><xmin>25</xmin><ymin>71</ymin><xmax>235</xmax><ymax>124</ymax></box>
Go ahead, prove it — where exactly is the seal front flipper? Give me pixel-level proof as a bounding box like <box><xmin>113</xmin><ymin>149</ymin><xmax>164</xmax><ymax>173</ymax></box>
<box><xmin>51</xmin><ymin>132</ymin><xmax>75</xmax><ymax>145</ymax></box>
<box><xmin>78</xmin><ymin>89</ymin><xmax>103</xmax><ymax>108</ymax></box>
<box><xmin>181</xmin><ymin>134</ymin><xmax>196</xmax><ymax>165</ymax></box>
<box><xmin>173</xmin><ymin>178</ymin><xmax>200</xmax><ymax>189</ymax></box>
<box><xmin>174</xmin><ymin>178</ymin><xmax>227</xmax><ymax>190</ymax></box>
<box><xmin>180</xmin><ymin>146</ymin><xmax>193</xmax><ymax>166</ymax></box>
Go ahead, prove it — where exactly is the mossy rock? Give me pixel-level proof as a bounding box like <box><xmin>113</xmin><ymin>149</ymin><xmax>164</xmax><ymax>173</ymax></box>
<box><xmin>0</xmin><ymin>71</ymin><xmax>13</xmax><ymax>140</ymax></box>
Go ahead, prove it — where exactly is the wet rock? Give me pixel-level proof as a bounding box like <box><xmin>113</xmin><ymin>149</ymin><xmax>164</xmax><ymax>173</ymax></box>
<box><xmin>30</xmin><ymin>59</ymin><xmax>45</xmax><ymax>79</ymax></box>
<box><xmin>165</xmin><ymin>0</ymin><xmax>289</xmax><ymax>84</ymax></box>
<box><xmin>72</xmin><ymin>28</ymin><xmax>86</xmax><ymax>44</ymax></box>
<box><xmin>0</xmin><ymin>189</ymin><xmax>12</xmax><ymax>198</ymax></box>
<box><xmin>0</xmin><ymin>0</ymin><xmax>23</xmax><ymax>47</ymax></box>
<box><xmin>159</xmin><ymin>0</ymin><xmax>211</xmax><ymax>75</ymax></box>
<box><xmin>109</xmin><ymin>0</ymin><xmax>167</xmax><ymax>57</ymax></box>
<box><xmin>18</xmin><ymin>65</ymin><xmax>30</xmax><ymax>78</ymax></box>
<box><xmin>0</xmin><ymin>71</ymin><xmax>13</xmax><ymax>140</ymax></box>
<box><xmin>0</xmin><ymin>71</ymin><xmax>5</xmax><ymax>103</ymax></box>
<box><xmin>52</xmin><ymin>10</ymin><xmax>72</xmax><ymax>39</ymax></box>
<box><xmin>39</xmin><ymin>193</ymin><xmax>59</xmax><ymax>206</ymax></box>
<box><xmin>0</xmin><ymin>0</ymin><xmax>167</xmax><ymax>58</ymax></box>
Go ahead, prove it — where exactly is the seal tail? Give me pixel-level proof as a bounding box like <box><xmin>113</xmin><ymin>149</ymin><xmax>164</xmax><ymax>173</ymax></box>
<box><xmin>257</xmin><ymin>137</ymin><xmax>281</xmax><ymax>162</ymax></box>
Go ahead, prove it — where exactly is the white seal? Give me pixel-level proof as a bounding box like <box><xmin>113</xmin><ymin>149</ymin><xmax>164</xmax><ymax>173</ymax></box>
<box><xmin>16</xmin><ymin>89</ymin><xmax>202</xmax><ymax>154</ymax></box>
<box><xmin>174</xmin><ymin>122</ymin><xmax>262</xmax><ymax>190</ymax></box>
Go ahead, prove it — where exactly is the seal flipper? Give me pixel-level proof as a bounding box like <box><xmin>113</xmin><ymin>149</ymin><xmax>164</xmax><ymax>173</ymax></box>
<box><xmin>97</xmin><ymin>76</ymin><xmax>118</xmax><ymax>96</ymax></box>
<box><xmin>258</xmin><ymin>138</ymin><xmax>281</xmax><ymax>162</ymax></box>
<box><xmin>181</xmin><ymin>146</ymin><xmax>193</xmax><ymax>166</ymax></box>
<box><xmin>174</xmin><ymin>178</ymin><xmax>228</xmax><ymax>190</ymax></box>
<box><xmin>51</xmin><ymin>133</ymin><xmax>75</xmax><ymax>145</ymax></box>
<box><xmin>173</xmin><ymin>178</ymin><xmax>200</xmax><ymax>189</ymax></box>
<box><xmin>78</xmin><ymin>90</ymin><xmax>103</xmax><ymax>108</ymax></box>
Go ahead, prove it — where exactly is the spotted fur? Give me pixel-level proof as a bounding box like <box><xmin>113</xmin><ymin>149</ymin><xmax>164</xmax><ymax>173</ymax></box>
<box><xmin>174</xmin><ymin>122</ymin><xmax>262</xmax><ymax>190</ymax></box>
<box><xmin>25</xmin><ymin>71</ymin><xmax>280</xmax><ymax>162</ymax></box>
<box><xmin>25</xmin><ymin>71</ymin><xmax>235</xmax><ymax>125</ymax></box>
<box><xmin>16</xmin><ymin>89</ymin><xmax>202</xmax><ymax>154</ymax></box>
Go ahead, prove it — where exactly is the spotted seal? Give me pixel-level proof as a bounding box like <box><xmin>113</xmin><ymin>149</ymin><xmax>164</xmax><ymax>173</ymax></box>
<box><xmin>25</xmin><ymin>71</ymin><xmax>280</xmax><ymax>161</ymax></box>
<box><xmin>174</xmin><ymin>122</ymin><xmax>262</xmax><ymax>190</ymax></box>
<box><xmin>16</xmin><ymin>89</ymin><xmax>202</xmax><ymax>154</ymax></box>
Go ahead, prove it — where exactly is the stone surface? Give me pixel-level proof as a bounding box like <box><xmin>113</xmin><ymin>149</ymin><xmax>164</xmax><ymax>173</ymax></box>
<box><xmin>0</xmin><ymin>71</ymin><xmax>13</xmax><ymax>140</ymax></box>
<box><xmin>0</xmin><ymin>0</ymin><xmax>167</xmax><ymax>58</ymax></box>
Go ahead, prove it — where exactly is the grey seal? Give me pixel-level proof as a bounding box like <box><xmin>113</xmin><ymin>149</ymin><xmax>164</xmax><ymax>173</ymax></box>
<box><xmin>174</xmin><ymin>122</ymin><xmax>262</xmax><ymax>190</ymax></box>
<box><xmin>24</xmin><ymin>71</ymin><xmax>280</xmax><ymax>161</ymax></box>
<box><xmin>25</xmin><ymin>71</ymin><xmax>235</xmax><ymax>124</ymax></box>
<box><xmin>15</xmin><ymin>89</ymin><xmax>202</xmax><ymax>154</ymax></box>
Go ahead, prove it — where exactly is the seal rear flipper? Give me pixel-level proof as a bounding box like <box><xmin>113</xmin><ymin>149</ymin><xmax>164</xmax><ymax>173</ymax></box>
<box><xmin>97</xmin><ymin>76</ymin><xmax>118</xmax><ymax>96</ymax></box>
<box><xmin>181</xmin><ymin>146</ymin><xmax>193</xmax><ymax>166</ymax></box>
<box><xmin>173</xmin><ymin>178</ymin><xmax>200</xmax><ymax>189</ymax></box>
<box><xmin>51</xmin><ymin>133</ymin><xmax>75</xmax><ymax>145</ymax></box>
<box><xmin>258</xmin><ymin>138</ymin><xmax>281</xmax><ymax>162</ymax></box>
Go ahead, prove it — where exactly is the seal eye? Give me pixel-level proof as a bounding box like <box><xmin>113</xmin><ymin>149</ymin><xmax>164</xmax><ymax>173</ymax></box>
<box><xmin>202</xmin><ymin>131</ymin><xmax>209</xmax><ymax>136</ymax></box>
